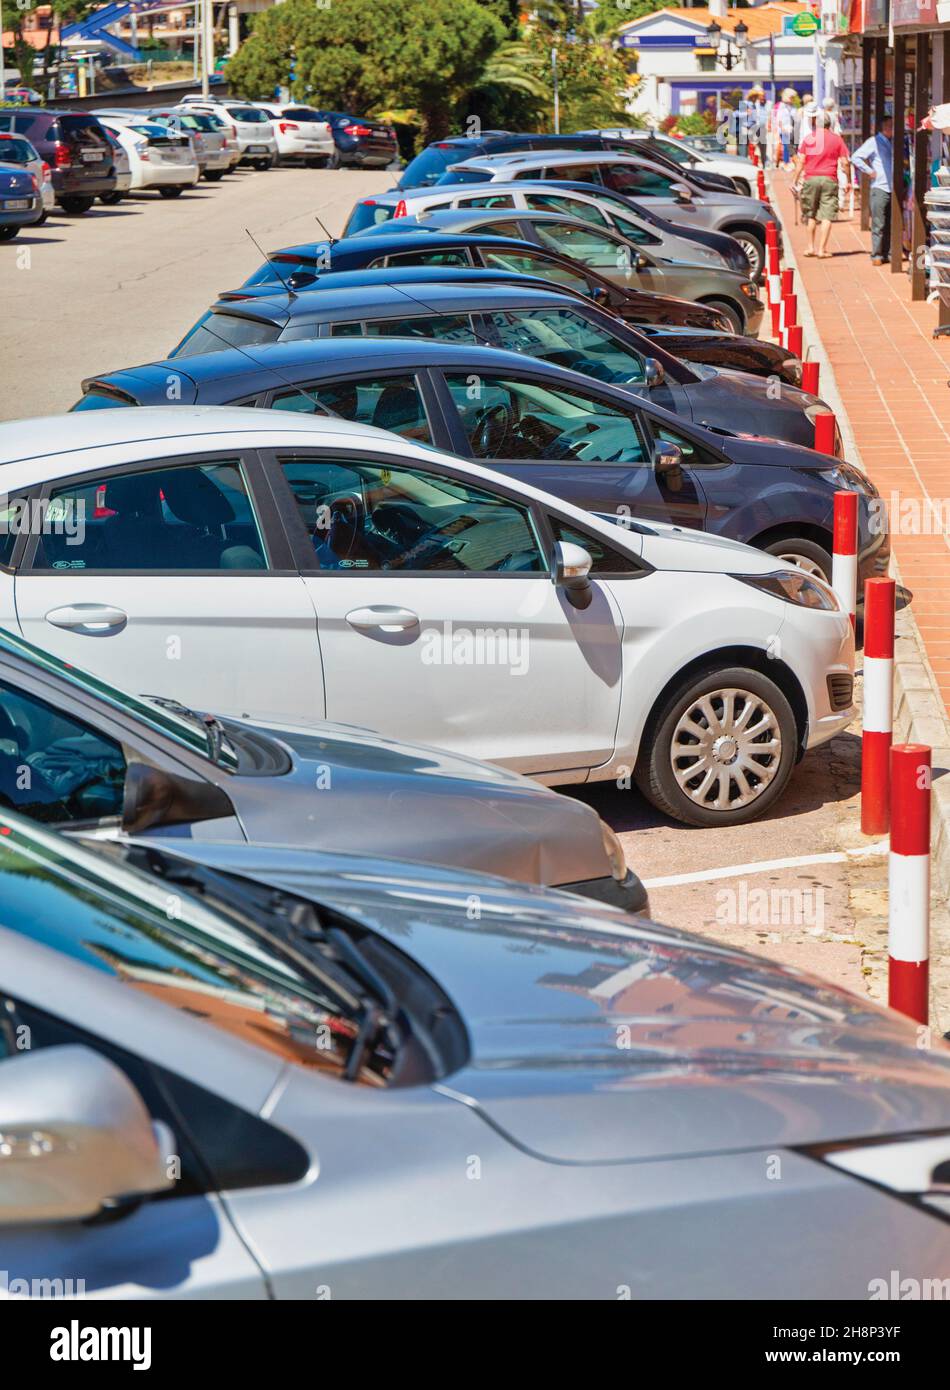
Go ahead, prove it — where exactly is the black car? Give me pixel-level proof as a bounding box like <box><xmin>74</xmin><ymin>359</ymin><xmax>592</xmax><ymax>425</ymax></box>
<box><xmin>0</xmin><ymin>108</ymin><xmax>116</xmax><ymax>213</ymax></box>
<box><xmin>313</xmin><ymin>111</ymin><xmax>398</xmax><ymax>168</ymax></box>
<box><xmin>399</xmin><ymin>131</ymin><xmax>739</xmax><ymax>193</ymax></box>
<box><xmin>73</xmin><ymin>336</ymin><xmax>885</xmax><ymax>587</ymax></box>
<box><xmin>148</xmin><ymin>280</ymin><xmax>833</xmax><ymax>450</ymax></box>
<box><xmin>235</xmin><ymin>228</ymin><xmax>735</xmax><ymax>332</ymax></box>
<box><xmin>217</xmin><ymin>264</ymin><xmax>791</xmax><ymax>381</ymax></box>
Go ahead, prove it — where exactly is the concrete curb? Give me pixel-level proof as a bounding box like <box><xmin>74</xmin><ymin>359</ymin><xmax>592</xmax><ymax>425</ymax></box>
<box><xmin>773</xmin><ymin>180</ymin><xmax>950</xmax><ymax>897</ymax></box>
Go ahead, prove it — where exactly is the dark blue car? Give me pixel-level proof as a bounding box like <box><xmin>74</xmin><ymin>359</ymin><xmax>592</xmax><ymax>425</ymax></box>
<box><xmin>0</xmin><ymin>164</ymin><xmax>41</xmax><ymax>241</ymax></box>
<box><xmin>74</xmin><ymin>336</ymin><xmax>887</xmax><ymax>588</ymax></box>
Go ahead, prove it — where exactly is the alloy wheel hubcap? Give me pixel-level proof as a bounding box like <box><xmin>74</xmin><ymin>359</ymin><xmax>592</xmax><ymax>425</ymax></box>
<box><xmin>776</xmin><ymin>550</ymin><xmax>827</xmax><ymax>578</ymax></box>
<box><xmin>671</xmin><ymin>687</ymin><xmax>782</xmax><ymax>811</ymax></box>
<box><xmin>737</xmin><ymin>236</ymin><xmax>762</xmax><ymax>274</ymax></box>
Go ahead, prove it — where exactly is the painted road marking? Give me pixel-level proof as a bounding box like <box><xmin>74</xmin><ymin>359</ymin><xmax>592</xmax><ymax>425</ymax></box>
<box><xmin>643</xmin><ymin>839</ymin><xmax>888</xmax><ymax>890</ymax></box>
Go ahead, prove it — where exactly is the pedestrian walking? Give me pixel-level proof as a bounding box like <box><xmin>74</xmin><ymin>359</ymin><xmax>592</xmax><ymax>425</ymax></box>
<box><xmin>775</xmin><ymin>88</ymin><xmax>797</xmax><ymax>169</ymax></box>
<box><xmin>852</xmin><ymin>116</ymin><xmax>894</xmax><ymax>264</ymax></box>
<box><xmin>793</xmin><ymin>112</ymin><xmax>852</xmax><ymax>258</ymax></box>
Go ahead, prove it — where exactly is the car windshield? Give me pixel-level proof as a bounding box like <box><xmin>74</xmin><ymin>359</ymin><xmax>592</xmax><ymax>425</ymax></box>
<box><xmin>435</xmin><ymin>166</ymin><xmax>491</xmax><ymax>186</ymax></box>
<box><xmin>170</xmin><ymin>309</ymin><xmax>282</xmax><ymax>358</ymax></box>
<box><xmin>243</xmin><ymin>255</ymin><xmax>315</xmax><ymax>287</ymax></box>
<box><xmin>0</xmin><ymin>811</ymin><xmax>384</xmax><ymax>1077</ymax></box>
<box><xmin>346</xmin><ymin>200</ymin><xmax>396</xmax><ymax>234</ymax></box>
<box><xmin>0</xmin><ymin>626</ymin><xmax>240</xmax><ymax>770</ymax></box>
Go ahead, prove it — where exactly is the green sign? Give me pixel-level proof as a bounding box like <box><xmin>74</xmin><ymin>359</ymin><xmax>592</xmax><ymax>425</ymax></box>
<box><xmin>789</xmin><ymin>12</ymin><xmax>820</xmax><ymax>35</ymax></box>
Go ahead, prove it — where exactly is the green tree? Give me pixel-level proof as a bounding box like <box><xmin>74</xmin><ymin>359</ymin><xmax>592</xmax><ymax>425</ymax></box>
<box><xmin>226</xmin><ymin>0</ymin><xmax>507</xmax><ymax>143</ymax></box>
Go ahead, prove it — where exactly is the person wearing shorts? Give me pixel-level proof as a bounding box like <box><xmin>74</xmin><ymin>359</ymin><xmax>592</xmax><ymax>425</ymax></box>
<box><xmin>793</xmin><ymin>112</ymin><xmax>851</xmax><ymax>258</ymax></box>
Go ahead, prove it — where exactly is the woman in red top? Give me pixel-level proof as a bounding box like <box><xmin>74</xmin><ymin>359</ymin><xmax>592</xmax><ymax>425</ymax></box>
<box><xmin>792</xmin><ymin>112</ymin><xmax>851</xmax><ymax>258</ymax></box>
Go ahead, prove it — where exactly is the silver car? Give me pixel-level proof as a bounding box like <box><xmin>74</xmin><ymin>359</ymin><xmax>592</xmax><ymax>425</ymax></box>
<box><xmin>149</xmin><ymin>107</ymin><xmax>232</xmax><ymax>181</ymax></box>
<box><xmin>0</xmin><ymin>627</ymin><xmax>641</xmax><ymax>910</ymax></box>
<box><xmin>2</xmin><ymin>809</ymin><xmax>949</xmax><ymax>1299</ymax></box>
<box><xmin>442</xmin><ymin>149</ymin><xmax>779</xmax><ymax>280</ymax></box>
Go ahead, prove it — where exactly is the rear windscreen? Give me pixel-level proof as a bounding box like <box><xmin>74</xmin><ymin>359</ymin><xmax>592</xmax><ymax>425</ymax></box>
<box><xmin>171</xmin><ymin>311</ymin><xmax>281</xmax><ymax>358</ymax></box>
<box><xmin>72</xmin><ymin>391</ymin><xmax>134</xmax><ymax>411</ymax></box>
<box><xmin>401</xmin><ymin>144</ymin><xmax>477</xmax><ymax>188</ymax></box>
<box><xmin>243</xmin><ymin>257</ymin><xmax>314</xmax><ymax>287</ymax></box>
<box><xmin>344</xmin><ymin>201</ymin><xmax>395</xmax><ymax>235</ymax></box>
<box><xmin>226</xmin><ymin>106</ymin><xmax>270</xmax><ymax>123</ymax></box>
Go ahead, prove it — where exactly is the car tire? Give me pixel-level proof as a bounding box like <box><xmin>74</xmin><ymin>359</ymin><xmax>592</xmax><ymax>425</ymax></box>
<box><xmin>730</xmin><ymin>229</ymin><xmax>765</xmax><ymax>281</ymax></box>
<box><xmin>305</xmin><ymin>156</ymin><xmax>329</xmax><ymax>168</ymax></box>
<box><xmin>58</xmin><ymin>196</ymin><xmax>94</xmax><ymax>215</ymax></box>
<box><xmin>635</xmin><ymin>666</ymin><xmax>798</xmax><ymax>827</ymax></box>
<box><xmin>733</xmin><ymin>178</ymin><xmax>752</xmax><ymax>196</ymax></box>
<box><xmin>0</xmin><ymin>225</ymin><xmax>19</xmax><ymax>241</ymax></box>
<box><xmin>99</xmin><ymin>191</ymin><xmax>123</xmax><ymax>205</ymax></box>
<box><xmin>203</xmin><ymin>169</ymin><xmax>225</xmax><ymax>182</ymax></box>
<box><xmin>327</xmin><ymin>149</ymin><xmax>341</xmax><ymax>169</ymax></box>
<box><xmin>254</xmin><ymin>157</ymin><xmax>274</xmax><ymax>171</ymax></box>
<box><xmin>158</xmin><ymin>186</ymin><xmax>184</xmax><ymax>198</ymax></box>
<box><xmin>762</xmin><ymin>536</ymin><xmax>832</xmax><ymax>581</ymax></box>
<box><xmin>35</xmin><ymin>209</ymin><xmax>48</xmax><ymax>224</ymax></box>
<box><xmin>698</xmin><ymin>298</ymin><xmax>744</xmax><ymax>334</ymax></box>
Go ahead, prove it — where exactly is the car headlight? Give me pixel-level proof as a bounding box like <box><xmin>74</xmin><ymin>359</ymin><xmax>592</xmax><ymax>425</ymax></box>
<box><xmin>818</xmin><ymin>461</ymin><xmax>875</xmax><ymax>496</ymax></box>
<box><xmin>600</xmin><ymin>820</ymin><xmax>627</xmax><ymax>882</ymax></box>
<box><xmin>733</xmin><ymin>569</ymin><xmax>840</xmax><ymax>610</ymax></box>
<box><xmin>782</xmin><ymin>358</ymin><xmax>803</xmax><ymax>387</ymax></box>
<box><xmin>803</xmin><ymin>1132</ymin><xmax>950</xmax><ymax>1224</ymax></box>
<box><xmin>740</xmin><ymin>281</ymin><xmax>759</xmax><ymax>299</ymax></box>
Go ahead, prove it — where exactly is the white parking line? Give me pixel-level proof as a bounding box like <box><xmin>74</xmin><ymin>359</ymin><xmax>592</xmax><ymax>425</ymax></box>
<box><xmin>643</xmin><ymin>840</ymin><xmax>888</xmax><ymax>890</ymax></box>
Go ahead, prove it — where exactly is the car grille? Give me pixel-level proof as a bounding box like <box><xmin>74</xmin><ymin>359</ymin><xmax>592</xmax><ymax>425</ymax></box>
<box><xmin>827</xmin><ymin>673</ymin><xmax>854</xmax><ymax>711</ymax></box>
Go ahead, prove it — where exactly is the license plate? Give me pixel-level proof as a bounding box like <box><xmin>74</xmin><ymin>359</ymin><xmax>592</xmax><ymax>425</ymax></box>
<box><xmin>2</xmin><ymin>198</ymin><xmax>29</xmax><ymax>210</ymax></box>
<box><xmin>247</xmin><ymin>144</ymin><xmax>268</xmax><ymax>153</ymax></box>
<box><xmin>81</xmin><ymin>149</ymin><xmax>104</xmax><ymax>162</ymax></box>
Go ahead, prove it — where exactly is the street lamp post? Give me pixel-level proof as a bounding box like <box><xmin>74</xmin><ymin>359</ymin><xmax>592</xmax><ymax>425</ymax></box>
<box><xmin>551</xmin><ymin>46</ymin><xmax>559</xmax><ymax>135</ymax></box>
<box><xmin>704</xmin><ymin>19</ymin><xmax>749</xmax><ymax>72</ymax></box>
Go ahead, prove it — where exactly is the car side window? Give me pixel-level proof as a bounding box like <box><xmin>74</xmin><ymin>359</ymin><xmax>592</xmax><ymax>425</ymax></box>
<box><xmin>472</xmin><ymin>219</ymin><xmax>526</xmax><ymax>239</ymax></box>
<box><xmin>478</xmin><ymin>247</ymin><xmax>592</xmax><ymax>296</ymax></box>
<box><xmin>278</xmin><ymin>456</ymin><xmax>546</xmax><ymax>573</ymax></box>
<box><xmin>537</xmin><ymin>164</ymin><xmax>603</xmax><ymax>184</ymax></box>
<box><xmin>549</xmin><ymin>517</ymin><xmax>642</xmax><ymax>574</ymax></box>
<box><xmin>523</xmin><ymin>193</ymin><xmax>609</xmax><ymax>226</ymax></box>
<box><xmin>456</xmin><ymin>193</ymin><xmax>515</xmax><ymax>209</ymax></box>
<box><xmin>604</xmin><ymin>166</ymin><xmax>678</xmax><ymax>197</ymax></box>
<box><xmin>485</xmin><ymin>308</ymin><xmax>646</xmax><ymax>385</ymax></box>
<box><xmin>328</xmin><ymin>314</ymin><xmax>478</xmax><ymax>345</ymax></box>
<box><xmin>377</xmin><ymin>250</ymin><xmax>472</xmax><ymax>267</ymax></box>
<box><xmin>609</xmin><ymin>211</ymin><xmax>663</xmax><ymax>247</ymax></box>
<box><xmin>444</xmin><ymin>373</ymin><xmax>648</xmax><ymax>466</ymax></box>
<box><xmin>32</xmin><ymin>460</ymin><xmax>268</xmax><ymax>572</ymax></box>
<box><xmin>271</xmin><ymin>374</ymin><xmax>432</xmax><ymax>443</ymax></box>
<box><xmin>0</xmin><ymin>680</ymin><xmax>126</xmax><ymax>824</ymax></box>
<box><xmin>0</xmin><ymin>997</ymin><xmax>308</xmax><ymax>1196</ymax></box>
<box><xmin>533</xmin><ymin>220</ymin><xmax>625</xmax><ymax>272</ymax></box>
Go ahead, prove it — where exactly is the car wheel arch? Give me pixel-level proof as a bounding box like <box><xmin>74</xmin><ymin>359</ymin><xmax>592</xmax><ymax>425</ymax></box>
<box><xmin>751</xmin><ymin>521</ymin><xmax>834</xmax><ymax>561</ymax></box>
<box><xmin>635</xmin><ymin>644</ymin><xmax>809</xmax><ymax>769</ymax></box>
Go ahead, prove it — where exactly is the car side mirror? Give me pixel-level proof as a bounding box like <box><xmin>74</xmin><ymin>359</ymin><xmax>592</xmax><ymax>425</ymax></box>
<box><xmin>672</xmin><ymin>182</ymin><xmax>694</xmax><ymax>204</ymax></box>
<box><xmin>653</xmin><ymin>439</ymin><xmax>684</xmax><ymax>475</ymax></box>
<box><xmin>122</xmin><ymin>761</ymin><xmax>235</xmax><ymax>835</ymax></box>
<box><xmin>0</xmin><ymin>1046</ymin><xmax>176</xmax><ymax>1226</ymax></box>
<box><xmin>589</xmin><ymin>284</ymin><xmax>609</xmax><ymax>303</ymax></box>
<box><xmin>552</xmin><ymin>539</ymin><xmax>593</xmax><ymax>609</ymax></box>
<box><xmin>644</xmin><ymin>357</ymin><xmax>666</xmax><ymax>389</ymax></box>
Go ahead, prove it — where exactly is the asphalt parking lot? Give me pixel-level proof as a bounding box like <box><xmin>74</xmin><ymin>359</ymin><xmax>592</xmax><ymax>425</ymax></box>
<box><xmin>3</xmin><ymin>163</ymin><xmax>944</xmax><ymax>1027</ymax></box>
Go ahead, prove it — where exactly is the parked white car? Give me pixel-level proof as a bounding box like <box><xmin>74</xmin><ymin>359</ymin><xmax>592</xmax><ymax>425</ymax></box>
<box><xmin>0</xmin><ymin>407</ymin><xmax>855</xmax><ymax>826</ymax></box>
<box><xmin>148</xmin><ymin>107</ymin><xmax>232</xmax><ymax>180</ymax></box>
<box><xmin>179</xmin><ymin>97</ymin><xmax>277</xmax><ymax>169</ymax></box>
<box><xmin>94</xmin><ymin>116</ymin><xmax>199</xmax><ymax>197</ymax></box>
<box><xmin>251</xmin><ymin>102</ymin><xmax>336</xmax><ymax>165</ymax></box>
<box><xmin>0</xmin><ymin>130</ymin><xmax>54</xmax><ymax>219</ymax></box>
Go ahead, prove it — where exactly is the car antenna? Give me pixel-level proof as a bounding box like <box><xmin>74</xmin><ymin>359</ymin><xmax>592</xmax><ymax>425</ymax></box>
<box><xmin>313</xmin><ymin>212</ymin><xmax>337</xmax><ymax>247</ymax></box>
<box><xmin>172</xmin><ymin>316</ymin><xmax>331</xmax><ymax>414</ymax></box>
<box><xmin>244</xmin><ymin>226</ymin><xmax>297</xmax><ymax>303</ymax></box>
<box><xmin>373</xmin><ymin>279</ymin><xmax>504</xmax><ymax>353</ymax></box>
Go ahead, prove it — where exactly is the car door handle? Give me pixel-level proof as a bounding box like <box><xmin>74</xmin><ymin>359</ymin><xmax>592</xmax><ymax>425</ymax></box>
<box><xmin>45</xmin><ymin>603</ymin><xmax>128</xmax><ymax>635</ymax></box>
<box><xmin>345</xmin><ymin>605</ymin><xmax>419</xmax><ymax>633</ymax></box>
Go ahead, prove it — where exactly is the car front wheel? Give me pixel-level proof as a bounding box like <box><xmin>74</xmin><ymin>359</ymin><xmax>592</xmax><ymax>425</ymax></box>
<box><xmin>762</xmin><ymin>536</ymin><xmax>832</xmax><ymax>581</ymax></box>
<box><xmin>731</xmin><ymin>230</ymin><xmax>765</xmax><ymax>281</ymax></box>
<box><xmin>0</xmin><ymin>225</ymin><xmax>19</xmax><ymax>241</ymax></box>
<box><xmin>636</xmin><ymin>666</ymin><xmax>797</xmax><ymax>827</ymax></box>
<box><xmin>158</xmin><ymin>186</ymin><xmax>184</xmax><ymax>198</ymax></box>
<box><xmin>58</xmin><ymin>196</ymin><xmax>93</xmax><ymax>214</ymax></box>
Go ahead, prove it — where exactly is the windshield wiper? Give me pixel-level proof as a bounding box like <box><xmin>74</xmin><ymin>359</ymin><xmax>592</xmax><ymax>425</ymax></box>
<box><xmin>143</xmin><ymin>695</ymin><xmax>236</xmax><ymax>766</ymax></box>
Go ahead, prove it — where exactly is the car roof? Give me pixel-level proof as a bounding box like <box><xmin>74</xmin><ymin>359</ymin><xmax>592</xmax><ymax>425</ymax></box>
<box><xmin>0</xmin><ymin>406</ymin><xmax>410</xmax><ymax>467</ymax></box>
<box><xmin>455</xmin><ymin>150</ymin><xmax>648</xmax><ymax>170</ymax></box>
<box><xmin>372</xmin><ymin>179</ymin><xmax>610</xmax><ymax>205</ymax></box>
<box><xmin>408</xmin><ymin>207</ymin><xmax>617</xmax><ymax>230</ymax></box>
<box><xmin>211</xmin><ymin>279</ymin><xmax>586</xmax><ymax>323</ymax></box>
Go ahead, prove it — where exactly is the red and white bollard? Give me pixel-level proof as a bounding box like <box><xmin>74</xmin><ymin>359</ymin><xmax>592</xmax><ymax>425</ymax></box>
<box><xmin>765</xmin><ymin>220</ymin><xmax>778</xmax><ymax>249</ymax></box>
<box><xmin>862</xmin><ymin>577</ymin><xmax>896</xmax><ymax>835</ymax></box>
<box><xmin>757</xmin><ymin>169</ymin><xmax>767</xmax><ymax>200</ymax></box>
<box><xmin>831</xmin><ymin>489</ymin><xmax>857</xmax><ymax>627</ymax></box>
<box><xmin>781</xmin><ymin>293</ymin><xmax>797</xmax><ymax>346</ymax></box>
<box><xmin>888</xmin><ymin>743</ymin><xmax>931</xmax><ymax>1025</ymax></box>
<box><xmin>770</xmin><ymin>302</ymin><xmax>781</xmax><ymax>338</ymax></box>
<box><xmin>767</xmin><ymin>246</ymin><xmax>781</xmax><ymax>310</ymax></box>
<box><xmin>814</xmin><ymin>409</ymin><xmax>837</xmax><ymax>455</ymax></box>
<box><xmin>786</xmin><ymin>324</ymin><xmax>803</xmax><ymax>359</ymax></box>
<box><xmin>801</xmin><ymin>359</ymin><xmax>821</xmax><ymax>395</ymax></box>
<box><xmin>780</xmin><ymin>267</ymin><xmax>794</xmax><ymax>298</ymax></box>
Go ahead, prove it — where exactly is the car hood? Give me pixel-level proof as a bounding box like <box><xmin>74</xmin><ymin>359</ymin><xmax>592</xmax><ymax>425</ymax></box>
<box><xmin>625</xmin><ymin>519</ymin><xmax>780</xmax><ymax>574</ymax></box>
<box><xmin>116</xmin><ymin>840</ymin><xmax>950</xmax><ymax>1162</ymax></box>
<box><xmin>681</xmin><ymin>368</ymin><xmax>819</xmax><ymax>446</ymax></box>
<box><xmin>216</xmin><ymin>715</ymin><xmax>616</xmax><ymax>889</ymax></box>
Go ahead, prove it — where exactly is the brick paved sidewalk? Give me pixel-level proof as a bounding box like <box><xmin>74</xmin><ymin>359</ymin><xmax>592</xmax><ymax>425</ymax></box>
<box><xmin>770</xmin><ymin>173</ymin><xmax>950</xmax><ymax>712</ymax></box>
